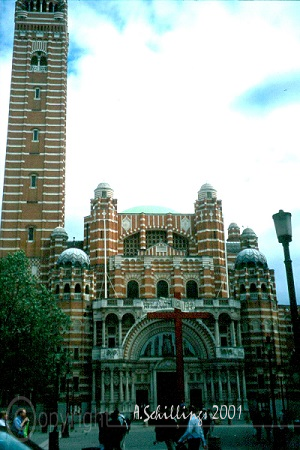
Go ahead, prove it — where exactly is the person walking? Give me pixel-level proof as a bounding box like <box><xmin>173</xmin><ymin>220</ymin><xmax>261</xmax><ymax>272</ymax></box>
<box><xmin>154</xmin><ymin>408</ymin><xmax>178</xmax><ymax>450</ymax></box>
<box><xmin>11</xmin><ymin>408</ymin><xmax>29</xmax><ymax>439</ymax></box>
<box><xmin>106</xmin><ymin>409</ymin><xmax>128</xmax><ymax>450</ymax></box>
<box><xmin>177</xmin><ymin>405</ymin><xmax>207</xmax><ymax>450</ymax></box>
<box><xmin>97</xmin><ymin>411</ymin><xmax>110</xmax><ymax>450</ymax></box>
<box><xmin>0</xmin><ymin>411</ymin><xmax>8</xmax><ymax>429</ymax></box>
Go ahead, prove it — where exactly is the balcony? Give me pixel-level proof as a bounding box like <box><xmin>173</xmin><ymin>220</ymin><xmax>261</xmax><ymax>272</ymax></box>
<box><xmin>216</xmin><ymin>346</ymin><xmax>244</xmax><ymax>359</ymax></box>
<box><xmin>92</xmin><ymin>297</ymin><xmax>241</xmax><ymax>312</ymax></box>
<box><xmin>92</xmin><ymin>347</ymin><xmax>124</xmax><ymax>361</ymax></box>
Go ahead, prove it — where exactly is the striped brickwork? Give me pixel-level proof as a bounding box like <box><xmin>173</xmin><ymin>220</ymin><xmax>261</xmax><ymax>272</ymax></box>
<box><xmin>83</xmin><ymin>186</ymin><xmax>228</xmax><ymax>301</ymax></box>
<box><xmin>0</xmin><ymin>1</ymin><xmax>68</xmax><ymax>270</ymax></box>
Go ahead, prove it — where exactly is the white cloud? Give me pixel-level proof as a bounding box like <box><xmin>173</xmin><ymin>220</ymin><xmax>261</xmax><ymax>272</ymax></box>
<box><xmin>1</xmin><ymin>0</ymin><xmax>300</xmax><ymax>304</ymax></box>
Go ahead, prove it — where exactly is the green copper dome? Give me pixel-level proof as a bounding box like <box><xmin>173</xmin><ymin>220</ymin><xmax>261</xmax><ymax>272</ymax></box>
<box><xmin>121</xmin><ymin>205</ymin><xmax>178</xmax><ymax>214</ymax></box>
<box><xmin>57</xmin><ymin>248</ymin><xmax>90</xmax><ymax>268</ymax></box>
<box><xmin>235</xmin><ymin>248</ymin><xmax>268</xmax><ymax>270</ymax></box>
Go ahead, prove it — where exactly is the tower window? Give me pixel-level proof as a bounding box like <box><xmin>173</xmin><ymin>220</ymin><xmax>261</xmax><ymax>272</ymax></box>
<box><xmin>34</xmin><ymin>87</ymin><xmax>41</xmax><ymax>99</ymax></box>
<box><xmin>28</xmin><ymin>227</ymin><xmax>34</xmax><ymax>241</ymax></box>
<box><xmin>186</xmin><ymin>280</ymin><xmax>198</xmax><ymax>299</ymax></box>
<box><xmin>127</xmin><ymin>280</ymin><xmax>139</xmax><ymax>299</ymax></box>
<box><xmin>31</xmin><ymin>174</ymin><xmax>37</xmax><ymax>188</ymax></box>
<box><xmin>32</xmin><ymin>129</ymin><xmax>39</xmax><ymax>141</ymax></box>
<box><xmin>157</xmin><ymin>280</ymin><xmax>169</xmax><ymax>298</ymax></box>
<box><xmin>30</xmin><ymin>52</ymin><xmax>48</xmax><ymax>72</ymax></box>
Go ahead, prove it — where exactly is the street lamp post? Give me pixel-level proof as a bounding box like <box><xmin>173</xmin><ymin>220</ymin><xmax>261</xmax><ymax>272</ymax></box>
<box><xmin>272</xmin><ymin>210</ymin><xmax>300</xmax><ymax>358</ymax></box>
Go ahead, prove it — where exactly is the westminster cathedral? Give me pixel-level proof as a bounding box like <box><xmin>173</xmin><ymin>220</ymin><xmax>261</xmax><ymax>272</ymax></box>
<box><xmin>0</xmin><ymin>0</ymin><xmax>297</xmax><ymax>420</ymax></box>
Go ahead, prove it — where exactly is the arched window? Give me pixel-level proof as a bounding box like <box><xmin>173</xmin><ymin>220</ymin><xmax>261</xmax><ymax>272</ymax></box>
<box><xmin>122</xmin><ymin>314</ymin><xmax>135</xmax><ymax>340</ymax></box>
<box><xmin>30</xmin><ymin>174</ymin><xmax>37</xmax><ymax>188</ymax></box>
<box><xmin>75</xmin><ymin>283</ymin><xmax>81</xmax><ymax>293</ymax></box>
<box><xmin>261</xmin><ymin>283</ymin><xmax>267</xmax><ymax>292</ymax></box>
<box><xmin>55</xmin><ymin>284</ymin><xmax>60</xmax><ymax>295</ymax></box>
<box><xmin>186</xmin><ymin>280</ymin><xmax>198</xmax><ymax>299</ymax></box>
<box><xmin>34</xmin><ymin>87</ymin><xmax>41</xmax><ymax>99</ymax></box>
<box><xmin>49</xmin><ymin>2</ymin><xmax>54</xmax><ymax>12</ymax></box>
<box><xmin>64</xmin><ymin>283</ymin><xmax>70</xmax><ymax>293</ymax></box>
<box><xmin>40</xmin><ymin>55</ymin><xmax>47</xmax><ymax>68</ymax></box>
<box><xmin>240</xmin><ymin>284</ymin><xmax>246</xmax><ymax>294</ymax></box>
<box><xmin>157</xmin><ymin>280</ymin><xmax>168</xmax><ymax>298</ymax></box>
<box><xmin>30</xmin><ymin>52</ymin><xmax>47</xmax><ymax>72</ymax></box>
<box><xmin>85</xmin><ymin>285</ymin><xmax>90</xmax><ymax>294</ymax></box>
<box><xmin>28</xmin><ymin>227</ymin><xmax>34</xmax><ymax>241</ymax></box>
<box><xmin>250</xmin><ymin>283</ymin><xmax>257</xmax><ymax>292</ymax></box>
<box><xmin>127</xmin><ymin>280</ymin><xmax>139</xmax><ymax>299</ymax></box>
<box><xmin>106</xmin><ymin>314</ymin><xmax>118</xmax><ymax>348</ymax></box>
<box><xmin>32</xmin><ymin>129</ymin><xmax>39</xmax><ymax>141</ymax></box>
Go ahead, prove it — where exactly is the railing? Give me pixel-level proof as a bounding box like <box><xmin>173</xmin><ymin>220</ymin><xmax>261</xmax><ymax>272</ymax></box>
<box><xmin>216</xmin><ymin>346</ymin><xmax>244</xmax><ymax>359</ymax></box>
<box><xmin>92</xmin><ymin>347</ymin><xmax>124</xmax><ymax>361</ymax></box>
<box><xmin>30</xmin><ymin>65</ymin><xmax>47</xmax><ymax>72</ymax></box>
<box><xmin>92</xmin><ymin>297</ymin><xmax>241</xmax><ymax>311</ymax></box>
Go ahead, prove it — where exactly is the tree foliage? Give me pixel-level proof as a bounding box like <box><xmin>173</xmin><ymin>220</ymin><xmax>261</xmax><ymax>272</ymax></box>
<box><xmin>0</xmin><ymin>251</ymin><xmax>70</xmax><ymax>403</ymax></box>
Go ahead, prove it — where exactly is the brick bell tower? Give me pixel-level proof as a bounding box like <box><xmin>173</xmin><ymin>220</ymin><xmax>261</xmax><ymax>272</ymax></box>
<box><xmin>0</xmin><ymin>0</ymin><xmax>68</xmax><ymax>276</ymax></box>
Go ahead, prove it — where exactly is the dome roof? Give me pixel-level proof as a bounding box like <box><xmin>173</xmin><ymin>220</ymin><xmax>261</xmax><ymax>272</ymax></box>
<box><xmin>94</xmin><ymin>182</ymin><xmax>114</xmax><ymax>199</ymax></box>
<box><xmin>235</xmin><ymin>248</ymin><xmax>268</xmax><ymax>270</ymax></box>
<box><xmin>228</xmin><ymin>222</ymin><xmax>239</xmax><ymax>230</ymax></box>
<box><xmin>198</xmin><ymin>183</ymin><xmax>217</xmax><ymax>201</ymax></box>
<box><xmin>241</xmin><ymin>227</ymin><xmax>257</xmax><ymax>238</ymax></box>
<box><xmin>121</xmin><ymin>205</ymin><xmax>178</xmax><ymax>214</ymax></box>
<box><xmin>57</xmin><ymin>248</ymin><xmax>90</xmax><ymax>268</ymax></box>
<box><xmin>51</xmin><ymin>226</ymin><xmax>68</xmax><ymax>239</ymax></box>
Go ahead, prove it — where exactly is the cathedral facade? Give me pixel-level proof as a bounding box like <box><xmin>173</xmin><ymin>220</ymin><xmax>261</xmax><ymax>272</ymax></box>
<box><xmin>1</xmin><ymin>0</ymin><xmax>296</xmax><ymax>419</ymax></box>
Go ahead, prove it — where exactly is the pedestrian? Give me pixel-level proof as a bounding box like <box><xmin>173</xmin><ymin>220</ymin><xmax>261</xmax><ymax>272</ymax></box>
<box><xmin>154</xmin><ymin>408</ymin><xmax>178</xmax><ymax>450</ymax></box>
<box><xmin>0</xmin><ymin>411</ymin><xmax>8</xmax><ymax>429</ymax></box>
<box><xmin>262</xmin><ymin>409</ymin><xmax>272</xmax><ymax>442</ymax></box>
<box><xmin>11</xmin><ymin>408</ymin><xmax>29</xmax><ymax>439</ymax></box>
<box><xmin>201</xmin><ymin>409</ymin><xmax>213</xmax><ymax>439</ymax></box>
<box><xmin>252</xmin><ymin>409</ymin><xmax>263</xmax><ymax>442</ymax></box>
<box><xmin>106</xmin><ymin>409</ymin><xmax>128</xmax><ymax>450</ymax></box>
<box><xmin>177</xmin><ymin>405</ymin><xmax>207</xmax><ymax>450</ymax></box>
<box><xmin>97</xmin><ymin>411</ymin><xmax>110</xmax><ymax>450</ymax></box>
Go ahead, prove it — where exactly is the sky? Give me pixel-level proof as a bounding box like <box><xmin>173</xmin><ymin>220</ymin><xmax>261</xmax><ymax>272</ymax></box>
<box><xmin>1</xmin><ymin>0</ymin><xmax>300</xmax><ymax>305</ymax></box>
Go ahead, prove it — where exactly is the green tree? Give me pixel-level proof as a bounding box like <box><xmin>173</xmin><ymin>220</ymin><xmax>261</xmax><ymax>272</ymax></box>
<box><xmin>0</xmin><ymin>251</ymin><xmax>70</xmax><ymax>404</ymax></box>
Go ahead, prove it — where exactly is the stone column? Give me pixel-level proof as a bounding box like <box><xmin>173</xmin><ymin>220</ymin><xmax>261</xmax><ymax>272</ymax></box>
<box><xmin>131</xmin><ymin>372</ymin><xmax>135</xmax><ymax>405</ymax></box>
<box><xmin>101</xmin><ymin>370</ymin><xmax>105</xmax><ymax>403</ymax></box>
<box><xmin>214</xmin><ymin>318</ymin><xmax>220</xmax><ymax>347</ymax></box>
<box><xmin>125</xmin><ymin>370</ymin><xmax>130</xmax><ymax>403</ymax></box>
<box><xmin>230</xmin><ymin>321</ymin><xmax>236</xmax><ymax>347</ymax></box>
<box><xmin>91</xmin><ymin>363</ymin><xmax>97</xmax><ymax>413</ymax></box>
<box><xmin>118</xmin><ymin>319</ymin><xmax>122</xmax><ymax>346</ymax></box>
<box><xmin>218</xmin><ymin>369</ymin><xmax>223</xmax><ymax>401</ymax></box>
<box><xmin>237</xmin><ymin>322</ymin><xmax>242</xmax><ymax>347</ymax></box>
<box><xmin>242</xmin><ymin>369</ymin><xmax>248</xmax><ymax>410</ymax></box>
<box><xmin>236</xmin><ymin>369</ymin><xmax>241</xmax><ymax>404</ymax></box>
<box><xmin>110</xmin><ymin>368</ymin><xmax>114</xmax><ymax>404</ymax></box>
<box><xmin>120</xmin><ymin>370</ymin><xmax>124</xmax><ymax>407</ymax></box>
<box><xmin>227</xmin><ymin>369</ymin><xmax>232</xmax><ymax>402</ymax></box>
<box><xmin>102</xmin><ymin>320</ymin><xmax>106</xmax><ymax>347</ymax></box>
<box><xmin>210</xmin><ymin>370</ymin><xmax>215</xmax><ymax>402</ymax></box>
<box><xmin>93</xmin><ymin>320</ymin><xmax>98</xmax><ymax>346</ymax></box>
<box><xmin>203</xmin><ymin>371</ymin><xmax>208</xmax><ymax>404</ymax></box>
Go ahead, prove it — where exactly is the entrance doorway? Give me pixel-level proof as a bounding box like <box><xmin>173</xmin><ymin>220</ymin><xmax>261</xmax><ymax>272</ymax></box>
<box><xmin>136</xmin><ymin>389</ymin><xmax>149</xmax><ymax>408</ymax></box>
<box><xmin>189</xmin><ymin>388</ymin><xmax>203</xmax><ymax>409</ymax></box>
<box><xmin>157</xmin><ymin>372</ymin><xmax>177</xmax><ymax>408</ymax></box>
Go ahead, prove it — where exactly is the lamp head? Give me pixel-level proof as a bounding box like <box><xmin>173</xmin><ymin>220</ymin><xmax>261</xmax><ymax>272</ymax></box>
<box><xmin>272</xmin><ymin>210</ymin><xmax>292</xmax><ymax>244</ymax></box>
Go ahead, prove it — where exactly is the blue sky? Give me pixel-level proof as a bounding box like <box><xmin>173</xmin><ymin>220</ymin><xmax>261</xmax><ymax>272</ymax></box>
<box><xmin>1</xmin><ymin>0</ymin><xmax>300</xmax><ymax>305</ymax></box>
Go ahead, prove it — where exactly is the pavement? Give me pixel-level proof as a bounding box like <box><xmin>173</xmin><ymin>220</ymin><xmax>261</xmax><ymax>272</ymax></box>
<box><xmin>29</xmin><ymin>419</ymin><xmax>300</xmax><ymax>450</ymax></box>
